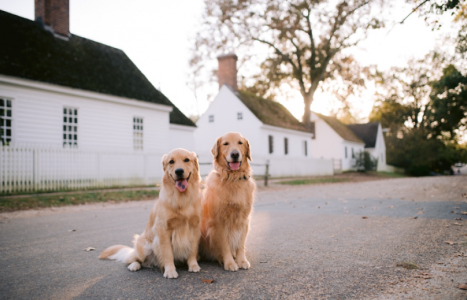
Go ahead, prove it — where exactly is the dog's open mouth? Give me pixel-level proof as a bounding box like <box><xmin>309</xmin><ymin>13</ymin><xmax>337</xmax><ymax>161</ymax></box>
<box><xmin>226</xmin><ymin>159</ymin><xmax>242</xmax><ymax>171</ymax></box>
<box><xmin>174</xmin><ymin>173</ymin><xmax>191</xmax><ymax>193</ymax></box>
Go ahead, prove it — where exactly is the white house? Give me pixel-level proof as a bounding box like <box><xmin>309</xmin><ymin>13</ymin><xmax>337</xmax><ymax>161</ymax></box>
<box><xmin>0</xmin><ymin>4</ymin><xmax>195</xmax><ymax>192</ymax></box>
<box><xmin>347</xmin><ymin>122</ymin><xmax>387</xmax><ymax>171</ymax></box>
<box><xmin>309</xmin><ymin>112</ymin><xmax>365</xmax><ymax>171</ymax></box>
<box><xmin>195</xmin><ymin>54</ymin><xmax>333</xmax><ymax>177</ymax></box>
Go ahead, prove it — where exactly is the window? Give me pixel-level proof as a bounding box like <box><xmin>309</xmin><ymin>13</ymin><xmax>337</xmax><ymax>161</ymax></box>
<box><xmin>284</xmin><ymin>137</ymin><xmax>288</xmax><ymax>155</ymax></box>
<box><xmin>310</xmin><ymin>121</ymin><xmax>316</xmax><ymax>139</ymax></box>
<box><xmin>303</xmin><ymin>140</ymin><xmax>308</xmax><ymax>156</ymax></box>
<box><xmin>63</xmin><ymin>107</ymin><xmax>78</xmax><ymax>147</ymax></box>
<box><xmin>237</xmin><ymin>112</ymin><xmax>243</xmax><ymax>120</ymax></box>
<box><xmin>351</xmin><ymin>148</ymin><xmax>355</xmax><ymax>158</ymax></box>
<box><xmin>209</xmin><ymin>115</ymin><xmax>214</xmax><ymax>123</ymax></box>
<box><xmin>133</xmin><ymin>117</ymin><xmax>143</xmax><ymax>150</ymax></box>
<box><xmin>345</xmin><ymin>146</ymin><xmax>348</xmax><ymax>158</ymax></box>
<box><xmin>268</xmin><ymin>135</ymin><xmax>274</xmax><ymax>154</ymax></box>
<box><xmin>0</xmin><ymin>97</ymin><xmax>12</xmax><ymax>146</ymax></box>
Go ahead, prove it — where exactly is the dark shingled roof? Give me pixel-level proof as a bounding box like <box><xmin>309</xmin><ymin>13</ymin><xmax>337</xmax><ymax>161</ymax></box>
<box><xmin>236</xmin><ymin>90</ymin><xmax>310</xmax><ymax>133</ymax></box>
<box><xmin>0</xmin><ymin>10</ymin><xmax>195</xmax><ymax>127</ymax></box>
<box><xmin>314</xmin><ymin>113</ymin><xmax>364</xmax><ymax>144</ymax></box>
<box><xmin>347</xmin><ymin>122</ymin><xmax>379</xmax><ymax>148</ymax></box>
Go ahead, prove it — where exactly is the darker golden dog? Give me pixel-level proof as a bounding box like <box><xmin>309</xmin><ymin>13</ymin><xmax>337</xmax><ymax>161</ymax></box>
<box><xmin>99</xmin><ymin>148</ymin><xmax>202</xmax><ymax>279</ymax></box>
<box><xmin>200</xmin><ymin>132</ymin><xmax>255</xmax><ymax>271</ymax></box>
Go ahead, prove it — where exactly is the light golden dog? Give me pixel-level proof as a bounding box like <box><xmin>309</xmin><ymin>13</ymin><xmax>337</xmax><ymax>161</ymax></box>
<box><xmin>99</xmin><ymin>148</ymin><xmax>202</xmax><ymax>279</ymax></box>
<box><xmin>200</xmin><ymin>132</ymin><xmax>256</xmax><ymax>271</ymax></box>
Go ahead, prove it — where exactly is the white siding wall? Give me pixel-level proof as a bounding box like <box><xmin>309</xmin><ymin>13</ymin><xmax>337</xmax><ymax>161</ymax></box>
<box><xmin>195</xmin><ymin>86</ymin><xmax>263</xmax><ymax>155</ymax></box>
<box><xmin>0</xmin><ymin>80</ymin><xmax>170</xmax><ymax>153</ymax></box>
<box><xmin>366</xmin><ymin>123</ymin><xmax>387</xmax><ymax>171</ymax></box>
<box><xmin>342</xmin><ymin>141</ymin><xmax>365</xmax><ymax>171</ymax></box>
<box><xmin>260</xmin><ymin>126</ymin><xmax>312</xmax><ymax>158</ymax></box>
<box><xmin>309</xmin><ymin>112</ymin><xmax>344</xmax><ymax>160</ymax></box>
<box><xmin>169</xmin><ymin>124</ymin><xmax>196</xmax><ymax>152</ymax></box>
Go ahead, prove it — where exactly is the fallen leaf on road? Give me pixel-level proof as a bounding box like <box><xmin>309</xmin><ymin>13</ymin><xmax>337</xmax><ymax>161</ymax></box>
<box><xmin>461</xmin><ymin>212</ymin><xmax>467</xmax><ymax>215</ymax></box>
<box><xmin>418</xmin><ymin>211</ymin><xmax>425</xmax><ymax>215</ymax></box>
<box><xmin>68</xmin><ymin>229</ymin><xmax>76</xmax><ymax>232</ymax></box>
<box><xmin>362</xmin><ymin>216</ymin><xmax>368</xmax><ymax>219</ymax></box>
<box><xmin>454</xmin><ymin>207</ymin><xmax>460</xmax><ymax>209</ymax></box>
<box><xmin>453</xmin><ymin>223</ymin><xmax>463</xmax><ymax>226</ymax></box>
<box><xmin>414</xmin><ymin>273</ymin><xmax>433</xmax><ymax>279</ymax></box>
<box><xmin>444</xmin><ymin>241</ymin><xmax>457</xmax><ymax>245</ymax></box>
<box><xmin>84</xmin><ymin>247</ymin><xmax>96</xmax><ymax>252</ymax></box>
<box><xmin>202</xmin><ymin>279</ymin><xmax>215</xmax><ymax>284</ymax></box>
<box><xmin>462</xmin><ymin>193</ymin><xmax>467</xmax><ymax>198</ymax></box>
<box><xmin>396</xmin><ymin>262</ymin><xmax>419</xmax><ymax>269</ymax></box>
<box><xmin>458</xmin><ymin>284</ymin><xmax>467</xmax><ymax>290</ymax></box>
<box><xmin>409</xmin><ymin>217</ymin><xmax>418</xmax><ymax>219</ymax></box>
<box><xmin>388</xmin><ymin>205</ymin><xmax>394</xmax><ymax>208</ymax></box>
<box><xmin>454</xmin><ymin>218</ymin><xmax>462</xmax><ymax>220</ymax></box>
<box><xmin>260</xmin><ymin>261</ymin><xmax>268</xmax><ymax>263</ymax></box>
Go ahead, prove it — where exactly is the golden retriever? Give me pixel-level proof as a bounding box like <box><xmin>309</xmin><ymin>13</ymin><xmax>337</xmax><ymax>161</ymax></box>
<box><xmin>99</xmin><ymin>148</ymin><xmax>202</xmax><ymax>279</ymax></box>
<box><xmin>200</xmin><ymin>132</ymin><xmax>256</xmax><ymax>271</ymax></box>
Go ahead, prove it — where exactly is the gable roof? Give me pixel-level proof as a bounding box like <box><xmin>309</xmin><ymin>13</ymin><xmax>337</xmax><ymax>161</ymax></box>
<box><xmin>0</xmin><ymin>10</ymin><xmax>195</xmax><ymax>127</ymax></box>
<box><xmin>314</xmin><ymin>112</ymin><xmax>364</xmax><ymax>144</ymax></box>
<box><xmin>347</xmin><ymin>122</ymin><xmax>379</xmax><ymax>148</ymax></box>
<box><xmin>235</xmin><ymin>90</ymin><xmax>310</xmax><ymax>133</ymax></box>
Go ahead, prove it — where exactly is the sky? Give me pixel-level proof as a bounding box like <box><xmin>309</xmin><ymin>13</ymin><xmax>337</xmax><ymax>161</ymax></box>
<box><xmin>0</xmin><ymin>0</ymin><xmax>457</xmax><ymax>122</ymax></box>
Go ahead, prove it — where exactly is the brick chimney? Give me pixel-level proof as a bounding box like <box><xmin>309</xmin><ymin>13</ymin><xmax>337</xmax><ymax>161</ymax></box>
<box><xmin>35</xmin><ymin>0</ymin><xmax>70</xmax><ymax>38</ymax></box>
<box><xmin>217</xmin><ymin>53</ymin><xmax>238</xmax><ymax>91</ymax></box>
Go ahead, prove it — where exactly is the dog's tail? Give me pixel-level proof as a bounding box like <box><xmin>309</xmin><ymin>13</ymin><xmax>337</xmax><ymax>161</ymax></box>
<box><xmin>99</xmin><ymin>235</ymin><xmax>139</xmax><ymax>264</ymax></box>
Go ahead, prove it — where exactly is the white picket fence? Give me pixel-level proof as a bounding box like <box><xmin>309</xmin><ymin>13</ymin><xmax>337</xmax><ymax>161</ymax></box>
<box><xmin>0</xmin><ymin>146</ymin><xmax>164</xmax><ymax>193</ymax></box>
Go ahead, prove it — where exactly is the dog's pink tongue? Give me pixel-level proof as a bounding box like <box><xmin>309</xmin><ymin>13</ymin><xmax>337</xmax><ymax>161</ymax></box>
<box><xmin>229</xmin><ymin>162</ymin><xmax>241</xmax><ymax>170</ymax></box>
<box><xmin>176</xmin><ymin>179</ymin><xmax>188</xmax><ymax>192</ymax></box>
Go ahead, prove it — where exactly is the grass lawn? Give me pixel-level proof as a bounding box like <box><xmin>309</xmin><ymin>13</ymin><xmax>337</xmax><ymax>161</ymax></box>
<box><xmin>0</xmin><ymin>189</ymin><xmax>159</xmax><ymax>213</ymax></box>
<box><xmin>276</xmin><ymin>178</ymin><xmax>350</xmax><ymax>185</ymax></box>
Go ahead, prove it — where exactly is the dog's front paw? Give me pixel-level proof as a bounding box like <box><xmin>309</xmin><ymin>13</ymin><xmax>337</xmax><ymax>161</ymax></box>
<box><xmin>127</xmin><ymin>262</ymin><xmax>141</xmax><ymax>272</ymax></box>
<box><xmin>188</xmin><ymin>263</ymin><xmax>201</xmax><ymax>273</ymax></box>
<box><xmin>163</xmin><ymin>267</ymin><xmax>179</xmax><ymax>279</ymax></box>
<box><xmin>224</xmin><ymin>260</ymin><xmax>239</xmax><ymax>272</ymax></box>
<box><xmin>236</xmin><ymin>259</ymin><xmax>250</xmax><ymax>270</ymax></box>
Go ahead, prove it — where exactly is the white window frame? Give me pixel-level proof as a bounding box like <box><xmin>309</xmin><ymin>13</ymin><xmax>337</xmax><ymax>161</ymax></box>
<box><xmin>63</xmin><ymin>107</ymin><xmax>78</xmax><ymax>148</ymax></box>
<box><xmin>237</xmin><ymin>112</ymin><xmax>243</xmax><ymax>120</ymax></box>
<box><xmin>209</xmin><ymin>115</ymin><xmax>214</xmax><ymax>123</ymax></box>
<box><xmin>133</xmin><ymin>117</ymin><xmax>144</xmax><ymax>151</ymax></box>
<box><xmin>0</xmin><ymin>97</ymin><xmax>13</xmax><ymax>146</ymax></box>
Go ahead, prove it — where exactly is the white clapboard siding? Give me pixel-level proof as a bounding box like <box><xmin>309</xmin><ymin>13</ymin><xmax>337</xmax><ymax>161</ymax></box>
<box><xmin>0</xmin><ymin>146</ymin><xmax>164</xmax><ymax>193</ymax></box>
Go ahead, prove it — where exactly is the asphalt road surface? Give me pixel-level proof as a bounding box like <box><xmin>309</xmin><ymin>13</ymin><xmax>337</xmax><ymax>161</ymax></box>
<box><xmin>1</xmin><ymin>176</ymin><xmax>466</xmax><ymax>299</ymax></box>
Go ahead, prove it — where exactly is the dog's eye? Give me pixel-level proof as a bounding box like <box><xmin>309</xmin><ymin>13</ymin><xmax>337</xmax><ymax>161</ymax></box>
<box><xmin>184</xmin><ymin>158</ymin><xmax>190</xmax><ymax>163</ymax></box>
<box><xmin>223</xmin><ymin>142</ymin><xmax>229</xmax><ymax>146</ymax></box>
<box><xmin>169</xmin><ymin>160</ymin><xmax>174</xmax><ymax>164</ymax></box>
<box><xmin>238</xmin><ymin>141</ymin><xmax>243</xmax><ymax>145</ymax></box>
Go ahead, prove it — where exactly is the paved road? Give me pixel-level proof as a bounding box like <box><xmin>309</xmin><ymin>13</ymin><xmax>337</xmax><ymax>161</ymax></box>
<box><xmin>1</xmin><ymin>176</ymin><xmax>466</xmax><ymax>299</ymax></box>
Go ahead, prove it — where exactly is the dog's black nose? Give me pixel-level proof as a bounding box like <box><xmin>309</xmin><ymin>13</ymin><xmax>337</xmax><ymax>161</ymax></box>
<box><xmin>230</xmin><ymin>150</ymin><xmax>239</xmax><ymax>160</ymax></box>
<box><xmin>175</xmin><ymin>168</ymin><xmax>184</xmax><ymax>177</ymax></box>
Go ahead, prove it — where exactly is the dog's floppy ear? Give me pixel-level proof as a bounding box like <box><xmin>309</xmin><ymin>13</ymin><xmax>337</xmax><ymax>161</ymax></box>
<box><xmin>191</xmin><ymin>152</ymin><xmax>200</xmax><ymax>181</ymax></box>
<box><xmin>245</xmin><ymin>138</ymin><xmax>252</xmax><ymax>161</ymax></box>
<box><xmin>161</xmin><ymin>154</ymin><xmax>168</xmax><ymax>172</ymax></box>
<box><xmin>211</xmin><ymin>137</ymin><xmax>221</xmax><ymax>160</ymax></box>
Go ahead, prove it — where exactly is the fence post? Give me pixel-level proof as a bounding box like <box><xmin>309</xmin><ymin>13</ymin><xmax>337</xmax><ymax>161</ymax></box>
<box><xmin>264</xmin><ymin>160</ymin><xmax>269</xmax><ymax>187</ymax></box>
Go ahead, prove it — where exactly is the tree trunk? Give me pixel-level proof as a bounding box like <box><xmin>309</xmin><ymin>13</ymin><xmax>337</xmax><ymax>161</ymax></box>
<box><xmin>302</xmin><ymin>93</ymin><xmax>314</xmax><ymax>128</ymax></box>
